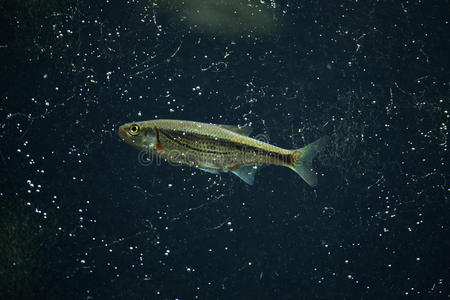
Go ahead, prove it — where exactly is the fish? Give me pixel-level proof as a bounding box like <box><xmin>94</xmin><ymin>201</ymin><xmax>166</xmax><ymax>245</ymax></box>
<box><xmin>118</xmin><ymin>119</ymin><xmax>328</xmax><ymax>186</ymax></box>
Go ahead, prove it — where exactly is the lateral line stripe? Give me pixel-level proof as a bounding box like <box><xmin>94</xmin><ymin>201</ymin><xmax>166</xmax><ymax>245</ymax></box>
<box><xmin>158</xmin><ymin>128</ymin><xmax>290</xmax><ymax>163</ymax></box>
<box><xmin>167</xmin><ymin>129</ymin><xmax>265</xmax><ymax>153</ymax></box>
<box><xmin>159</xmin><ymin>129</ymin><xmax>234</xmax><ymax>155</ymax></box>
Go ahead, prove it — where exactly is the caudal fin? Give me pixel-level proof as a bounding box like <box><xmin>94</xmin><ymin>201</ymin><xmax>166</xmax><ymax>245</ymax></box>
<box><xmin>290</xmin><ymin>136</ymin><xmax>329</xmax><ymax>187</ymax></box>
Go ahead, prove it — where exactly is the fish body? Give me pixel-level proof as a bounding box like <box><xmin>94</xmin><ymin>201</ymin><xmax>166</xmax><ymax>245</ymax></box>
<box><xmin>119</xmin><ymin>119</ymin><xmax>328</xmax><ymax>186</ymax></box>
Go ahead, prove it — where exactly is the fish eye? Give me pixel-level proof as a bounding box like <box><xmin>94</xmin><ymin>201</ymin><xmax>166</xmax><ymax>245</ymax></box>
<box><xmin>129</xmin><ymin>124</ymin><xmax>140</xmax><ymax>136</ymax></box>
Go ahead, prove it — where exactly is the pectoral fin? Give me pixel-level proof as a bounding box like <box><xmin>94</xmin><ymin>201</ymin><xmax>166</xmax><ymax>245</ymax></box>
<box><xmin>230</xmin><ymin>165</ymin><xmax>258</xmax><ymax>185</ymax></box>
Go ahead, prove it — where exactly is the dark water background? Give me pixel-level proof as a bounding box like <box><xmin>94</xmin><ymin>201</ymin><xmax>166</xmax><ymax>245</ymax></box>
<box><xmin>1</xmin><ymin>0</ymin><xmax>449</xmax><ymax>299</ymax></box>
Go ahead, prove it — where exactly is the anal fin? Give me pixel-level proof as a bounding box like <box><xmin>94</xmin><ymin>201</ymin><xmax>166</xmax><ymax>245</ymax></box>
<box><xmin>199</xmin><ymin>168</ymin><xmax>221</xmax><ymax>175</ymax></box>
<box><xmin>230</xmin><ymin>165</ymin><xmax>258</xmax><ymax>185</ymax></box>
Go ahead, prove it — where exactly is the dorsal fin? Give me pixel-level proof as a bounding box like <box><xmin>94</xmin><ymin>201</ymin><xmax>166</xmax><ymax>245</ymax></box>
<box><xmin>218</xmin><ymin>124</ymin><xmax>253</xmax><ymax>136</ymax></box>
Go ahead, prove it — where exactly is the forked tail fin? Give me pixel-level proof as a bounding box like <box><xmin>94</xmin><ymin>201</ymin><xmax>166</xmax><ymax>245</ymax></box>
<box><xmin>290</xmin><ymin>136</ymin><xmax>329</xmax><ymax>187</ymax></box>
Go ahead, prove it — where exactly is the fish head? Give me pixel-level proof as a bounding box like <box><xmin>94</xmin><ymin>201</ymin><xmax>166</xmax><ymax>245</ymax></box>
<box><xmin>118</xmin><ymin>121</ymin><xmax>157</xmax><ymax>151</ymax></box>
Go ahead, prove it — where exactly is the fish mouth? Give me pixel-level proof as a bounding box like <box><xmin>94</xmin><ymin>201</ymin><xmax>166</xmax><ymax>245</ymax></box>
<box><xmin>118</xmin><ymin>125</ymin><xmax>127</xmax><ymax>140</ymax></box>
